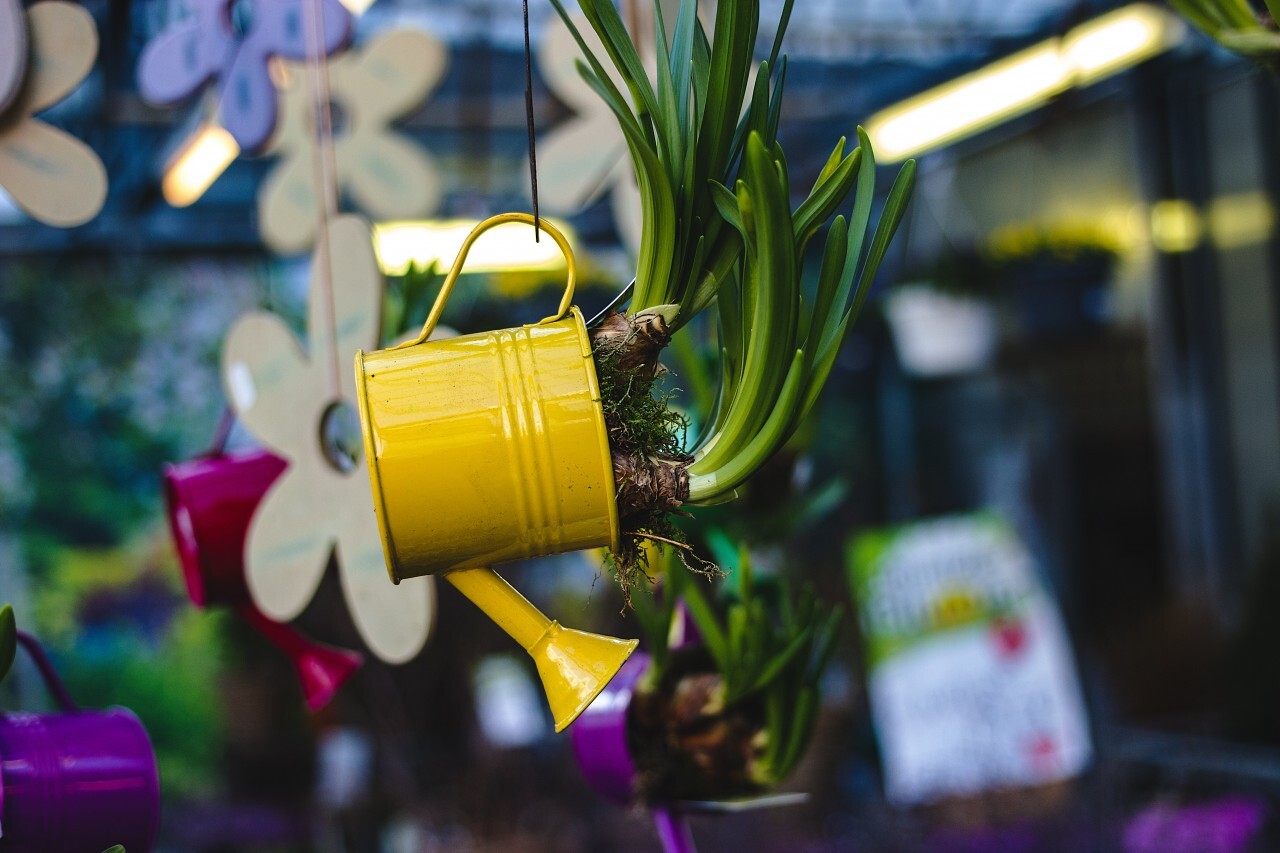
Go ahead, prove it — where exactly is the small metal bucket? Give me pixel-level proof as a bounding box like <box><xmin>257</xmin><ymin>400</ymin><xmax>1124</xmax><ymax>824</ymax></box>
<box><xmin>355</xmin><ymin>213</ymin><xmax>619</xmax><ymax>582</ymax></box>
<box><xmin>0</xmin><ymin>632</ymin><xmax>160</xmax><ymax>852</ymax></box>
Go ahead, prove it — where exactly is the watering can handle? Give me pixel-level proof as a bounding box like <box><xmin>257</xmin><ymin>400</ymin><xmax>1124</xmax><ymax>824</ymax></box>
<box><xmin>396</xmin><ymin>212</ymin><xmax>578</xmax><ymax>350</ymax></box>
<box><xmin>14</xmin><ymin>630</ymin><xmax>79</xmax><ymax>712</ymax></box>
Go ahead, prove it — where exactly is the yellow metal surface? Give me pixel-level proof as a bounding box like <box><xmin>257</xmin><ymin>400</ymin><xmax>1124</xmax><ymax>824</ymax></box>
<box><xmin>445</xmin><ymin>568</ymin><xmax>638</xmax><ymax>732</ymax></box>
<box><xmin>355</xmin><ymin>213</ymin><xmax>619</xmax><ymax>581</ymax></box>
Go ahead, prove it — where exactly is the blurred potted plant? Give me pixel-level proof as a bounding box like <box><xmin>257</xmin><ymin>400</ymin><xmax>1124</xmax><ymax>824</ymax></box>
<box><xmin>883</xmin><ymin>249</ymin><xmax>1002</xmax><ymax>377</ymax></box>
<box><xmin>572</xmin><ymin>550</ymin><xmax>842</xmax><ymax>805</ymax></box>
<box><xmin>984</xmin><ymin>221</ymin><xmax>1120</xmax><ymax>339</ymax></box>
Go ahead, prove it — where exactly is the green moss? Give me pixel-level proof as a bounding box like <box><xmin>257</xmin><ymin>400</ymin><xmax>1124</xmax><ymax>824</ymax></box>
<box><xmin>592</xmin><ymin>336</ymin><xmax>718</xmax><ymax>604</ymax></box>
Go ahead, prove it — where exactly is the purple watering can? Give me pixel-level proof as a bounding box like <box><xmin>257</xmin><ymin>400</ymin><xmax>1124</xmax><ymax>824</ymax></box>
<box><xmin>0</xmin><ymin>631</ymin><xmax>159</xmax><ymax>852</ymax></box>
<box><xmin>163</xmin><ymin>416</ymin><xmax>363</xmax><ymax>712</ymax></box>
<box><xmin>571</xmin><ymin>651</ymin><xmax>696</xmax><ymax>853</ymax></box>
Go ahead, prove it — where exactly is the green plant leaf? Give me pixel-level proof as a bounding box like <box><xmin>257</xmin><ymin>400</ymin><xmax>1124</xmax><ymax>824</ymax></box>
<box><xmin>851</xmin><ymin>158</ymin><xmax>918</xmax><ymax>317</ymax></box>
<box><xmin>743</xmin><ymin>625</ymin><xmax>813</xmax><ymax>698</ymax></box>
<box><xmin>776</xmin><ymin>684</ymin><xmax>819</xmax><ymax>779</ymax></box>
<box><xmin>677</xmin><ymin>568</ymin><xmax>730</xmax><ymax>675</ymax></box>
<box><xmin>0</xmin><ymin>604</ymin><xmax>15</xmax><ymax>686</ymax></box>
<box><xmin>766</xmin><ymin>0</ymin><xmax>796</xmax><ymax>71</ymax></box>
<box><xmin>794</xmin><ymin>147</ymin><xmax>860</xmax><ymax>253</ymax></box>
<box><xmin>1166</xmin><ymin>0</ymin><xmax>1225</xmax><ymax>34</ymax></box>
<box><xmin>1219</xmin><ymin>28</ymin><xmax>1280</xmax><ymax>54</ymax></box>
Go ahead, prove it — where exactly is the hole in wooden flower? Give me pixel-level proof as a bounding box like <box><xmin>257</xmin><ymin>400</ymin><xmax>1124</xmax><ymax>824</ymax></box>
<box><xmin>319</xmin><ymin>400</ymin><xmax>362</xmax><ymax>474</ymax></box>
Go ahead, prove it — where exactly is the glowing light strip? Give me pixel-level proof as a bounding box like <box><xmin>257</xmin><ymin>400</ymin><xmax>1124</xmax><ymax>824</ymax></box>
<box><xmin>866</xmin><ymin>4</ymin><xmax>1183</xmax><ymax>163</ymax></box>
<box><xmin>162</xmin><ymin>122</ymin><xmax>239</xmax><ymax>208</ymax></box>
<box><xmin>373</xmin><ymin>219</ymin><xmax>577</xmax><ymax>275</ymax></box>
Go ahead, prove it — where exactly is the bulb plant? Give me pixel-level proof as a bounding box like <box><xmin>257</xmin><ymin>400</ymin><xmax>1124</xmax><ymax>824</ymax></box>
<box><xmin>627</xmin><ymin>548</ymin><xmax>842</xmax><ymax>801</ymax></box>
<box><xmin>554</xmin><ymin>0</ymin><xmax>916</xmax><ymax>595</ymax></box>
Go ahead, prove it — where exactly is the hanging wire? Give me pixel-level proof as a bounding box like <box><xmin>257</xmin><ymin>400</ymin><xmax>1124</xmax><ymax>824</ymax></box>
<box><xmin>523</xmin><ymin>0</ymin><xmax>541</xmax><ymax>241</ymax></box>
<box><xmin>301</xmin><ymin>0</ymin><xmax>345</xmax><ymax>398</ymax></box>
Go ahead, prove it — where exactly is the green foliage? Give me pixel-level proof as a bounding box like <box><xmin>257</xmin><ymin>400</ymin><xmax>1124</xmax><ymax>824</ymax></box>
<box><xmin>1168</xmin><ymin>0</ymin><xmax>1280</xmax><ymax>64</ymax></box>
<box><xmin>685</xmin><ymin>132</ymin><xmax>916</xmax><ymax>502</ymax></box>
<box><xmin>30</xmin><ymin>537</ymin><xmax>227</xmax><ymax>799</ymax></box>
<box><xmin>0</xmin><ymin>257</ymin><xmax>254</xmax><ymax>546</ymax></box>
<box><xmin>0</xmin><ymin>604</ymin><xmax>14</xmax><ymax>685</ymax></box>
<box><xmin>101</xmin><ymin>846</ymin><xmax>126</xmax><ymax>853</ymax></box>
<box><xmin>383</xmin><ymin>260</ymin><xmax>443</xmax><ymax>343</ymax></box>
<box><xmin>550</xmin><ymin>0</ymin><xmax>784</xmax><ymax>332</ymax></box>
<box><xmin>559</xmin><ymin>1</ymin><xmax>915</xmax><ymax>508</ymax></box>
<box><xmin>652</xmin><ymin>549</ymin><xmax>843</xmax><ymax>785</ymax></box>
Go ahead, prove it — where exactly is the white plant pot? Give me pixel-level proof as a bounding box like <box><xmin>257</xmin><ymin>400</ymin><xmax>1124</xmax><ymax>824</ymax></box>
<box><xmin>885</xmin><ymin>285</ymin><xmax>998</xmax><ymax>378</ymax></box>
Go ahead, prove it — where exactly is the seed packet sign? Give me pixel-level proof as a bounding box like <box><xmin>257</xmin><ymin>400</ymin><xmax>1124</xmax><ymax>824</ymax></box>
<box><xmin>847</xmin><ymin>514</ymin><xmax>1091</xmax><ymax>806</ymax></box>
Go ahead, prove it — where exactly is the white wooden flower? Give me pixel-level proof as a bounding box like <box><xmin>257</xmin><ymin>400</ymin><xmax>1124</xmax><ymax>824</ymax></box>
<box><xmin>0</xmin><ymin>2</ymin><xmax>107</xmax><ymax>227</ymax></box>
<box><xmin>0</xmin><ymin>0</ymin><xmax>26</xmax><ymax>114</ymax></box>
<box><xmin>536</xmin><ymin>12</ymin><xmax>642</xmax><ymax>254</ymax></box>
<box><xmin>258</xmin><ymin>29</ymin><xmax>447</xmax><ymax>254</ymax></box>
<box><xmin>222</xmin><ymin>215</ymin><xmax>435</xmax><ymax>663</ymax></box>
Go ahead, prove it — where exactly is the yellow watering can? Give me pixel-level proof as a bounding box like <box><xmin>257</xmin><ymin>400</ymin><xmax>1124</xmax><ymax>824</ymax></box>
<box><xmin>354</xmin><ymin>213</ymin><xmax>634</xmax><ymax>731</ymax></box>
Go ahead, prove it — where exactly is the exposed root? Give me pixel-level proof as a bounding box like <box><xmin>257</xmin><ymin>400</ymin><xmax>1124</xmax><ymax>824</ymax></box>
<box><xmin>590</xmin><ymin>308</ymin><xmax>672</xmax><ymax>379</ymax></box>
<box><xmin>613</xmin><ymin>452</ymin><xmax>688</xmax><ymax>517</ymax></box>
<box><xmin>591</xmin><ymin>308</ymin><xmax>720</xmax><ymax>606</ymax></box>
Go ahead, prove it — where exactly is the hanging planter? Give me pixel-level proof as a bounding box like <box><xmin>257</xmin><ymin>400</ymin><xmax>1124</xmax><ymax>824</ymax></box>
<box><xmin>162</xmin><ymin>427</ymin><xmax>363</xmax><ymax>713</ymax></box>
<box><xmin>356</xmin><ymin>213</ymin><xmax>636</xmax><ymax>732</ymax></box>
<box><xmin>0</xmin><ymin>626</ymin><xmax>160</xmax><ymax>852</ymax></box>
<box><xmin>884</xmin><ymin>284</ymin><xmax>999</xmax><ymax>377</ymax></box>
<box><xmin>356</xmin><ymin>213</ymin><xmax>617</xmax><ymax>577</ymax></box>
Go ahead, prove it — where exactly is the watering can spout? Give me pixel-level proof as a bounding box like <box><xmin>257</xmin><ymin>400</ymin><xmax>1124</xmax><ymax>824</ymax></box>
<box><xmin>444</xmin><ymin>567</ymin><xmax>638</xmax><ymax>732</ymax></box>
<box><xmin>532</xmin><ymin>622</ymin><xmax>640</xmax><ymax>733</ymax></box>
<box><xmin>239</xmin><ymin>606</ymin><xmax>364</xmax><ymax>712</ymax></box>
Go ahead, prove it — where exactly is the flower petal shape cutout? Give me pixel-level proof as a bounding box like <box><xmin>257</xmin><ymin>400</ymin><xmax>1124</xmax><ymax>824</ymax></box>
<box><xmin>535</xmin><ymin>11</ymin><xmax>757</xmax><ymax>257</ymax></box>
<box><xmin>0</xmin><ymin>0</ymin><xmax>27</xmax><ymax>115</ymax></box>
<box><xmin>137</xmin><ymin>0</ymin><xmax>352</xmax><ymax>152</ymax></box>
<box><xmin>221</xmin><ymin>215</ymin><xmax>435</xmax><ymax>663</ymax></box>
<box><xmin>258</xmin><ymin>28</ymin><xmax>446</xmax><ymax>254</ymax></box>
<box><xmin>536</xmin><ymin>12</ymin><xmax>635</xmax><ymax>247</ymax></box>
<box><xmin>0</xmin><ymin>2</ymin><xmax>107</xmax><ymax>227</ymax></box>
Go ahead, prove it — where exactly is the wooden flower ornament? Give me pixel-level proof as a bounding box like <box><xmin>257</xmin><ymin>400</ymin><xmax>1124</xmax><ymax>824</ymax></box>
<box><xmin>0</xmin><ymin>2</ymin><xmax>107</xmax><ymax>227</ymax></box>
<box><xmin>537</xmin><ymin>11</ymin><xmax>641</xmax><ymax>252</ymax></box>
<box><xmin>259</xmin><ymin>28</ymin><xmax>447</xmax><ymax>254</ymax></box>
<box><xmin>137</xmin><ymin>0</ymin><xmax>352</xmax><ymax>152</ymax></box>
<box><xmin>0</xmin><ymin>0</ymin><xmax>26</xmax><ymax>114</ymax></box>
<box><xmin>221</xmin><ymin>215</ymin><xmax>435</xmax><ymax>663</ymax></box>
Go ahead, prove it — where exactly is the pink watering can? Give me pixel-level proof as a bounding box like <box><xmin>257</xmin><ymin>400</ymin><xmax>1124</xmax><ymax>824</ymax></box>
<box><xmin>0</xmin><ymin>631</ymin><xmax>160</xmax><ymax>852</ymax></box>
<box><xmin>162</xmin><ymin>415</ymin><xmax>363</xmax><ymax>711</ymax></box>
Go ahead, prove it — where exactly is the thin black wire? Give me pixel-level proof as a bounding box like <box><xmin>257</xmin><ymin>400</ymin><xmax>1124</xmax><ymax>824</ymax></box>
<box><xmin>523</xmin><ymin>0</ymin><xmax>541</xmax><ymax>241</ymax></box>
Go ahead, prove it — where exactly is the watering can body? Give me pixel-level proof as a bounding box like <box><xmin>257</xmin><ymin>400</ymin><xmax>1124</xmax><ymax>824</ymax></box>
<box><xmin>0</xmin><ymin>636</ymin><xmax>159</xmax><ymax>852</ymax></box>
<box><xmin>353</xmin><ymin>214</ymin><xmax>636</xmax><ymax>733</ymax></box>
<box><xmin>163</xmin><ymin>448</ymin><xmax>362</xmax><ymax>712</ymax></box>
<box><xmin>356</xmin><ymin>308</ymin><xmax>619</xmax><ymax>581</ymax></box>
<box><xmin>163</xmin><ymin>448</ymin><xmax>287</xmax><ymax>608</ymax></box>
